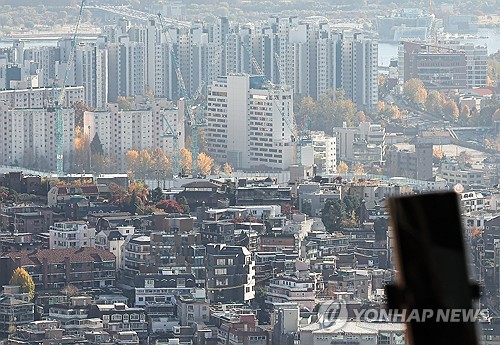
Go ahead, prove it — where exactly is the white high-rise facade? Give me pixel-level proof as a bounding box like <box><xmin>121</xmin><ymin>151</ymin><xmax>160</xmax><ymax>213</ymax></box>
<box><xmin>0</xmin><ymin>87</ymin><xmax>82</xmax><ymax>171</ymax></box>
<box><xmin>75</xmin><ymin>42</ymin><xmax>108</xmax><ymax>109</ymax></box>
<box><xmin>205</xmin><ymin>74</ymin><xmax>295</xmax><ymax>170</ymax></box>
<box><xmin>341</xmin><ymin>32</ymin><xmax>378</xmax><ymax>112</ymax></box>
<box><xmin>84</xmin><ymin>100</ymin><xmax>184</xmax><ymax>170</ymax></box>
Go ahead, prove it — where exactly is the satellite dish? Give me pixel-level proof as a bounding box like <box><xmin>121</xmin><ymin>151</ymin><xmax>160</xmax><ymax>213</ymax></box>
<box><xmin>453</xmin><ymin>183</ymin><xmax>464</xmax><ymax>193</ymax></box>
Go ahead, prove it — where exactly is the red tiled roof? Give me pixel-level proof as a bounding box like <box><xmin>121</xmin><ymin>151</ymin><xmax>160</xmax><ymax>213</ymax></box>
<box><xmin>1</xmin><ymin>247</ymin><xmax>115</xmax><ymax>266</ymax></box>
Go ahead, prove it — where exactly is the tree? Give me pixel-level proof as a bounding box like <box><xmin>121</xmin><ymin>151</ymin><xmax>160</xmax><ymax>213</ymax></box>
<box><xmin>414</xmin><ymin>87</ymin><xmax>428</xmax><ymax>105</ymax></box>
<box><xmin>433</xmin><ymin>147</ymin><xmax>444</xmax><ymax>160</ymax></box>
<box><xmin>443</xmin><ymin>100</ymin><xmax>459</xmax><ymax>122</ymax></box>
<box><xmin>151</xmin><ymin>187</ymin><xmax>163</xmax><ymax>203</ymax></box>
<box><xmin>150</xmin><ymin>148</ymin><xmax>171</xmax><ymax>177</ymax></box>
<box><xmin>125</xmin><ymin>150</ymin><xmax>140</xmax><ymax>176</ymax></box>
<box><xmin>403</xmin><ymin>78</ymin><xmax>427</xmax><ymax>105</ymax></box>
<box><xmin>353</xmin><ymin>164</ymin><xmax>366</xmax><ymax>175</ymax></box>
<box><xmin>313</xmin><ymin>89</ymin><xmax>357</xmax><ymax>134</ymax></box>
<box><xmin>426</xmin><ymin>90</ymin><xmax>445</xmax><ymax>114</ymax></box>
<box><xmin>127</xmin><ymin>189</ymin><xmax>139</xmax><ymax>214</ymax></box>
<box><xmin>336</xmin><ymin>161</ymin><xmax>349</xmax><ymax>174</ymax></box>
<box><xmin>117</xmin><ymin>96</ymin><xmax>135</xmax><ymax>110</ymax></box>
<box><xmin>10</xmin><ymin>267</ymin><xmax>35</xmax><ymax>301</ymax></box>
<box><xmin>156</xmin><ymin>199</ymin><xmax>184</xmax><ymax>213</ymax></box>
<box><xmin>129</xmin><ymin>181</ymin><xmax>149</xmax><ymax>204</ymax></box>
<box><xmin>295</xmin><ymin>95</ymin><xmax>316</xmax><ymax>127</ymax></box>
<box><xmin>223</xmin><ymin>162</ymin><xmax>233</xmax><ymax>176</ymax></box>
<box><xmin>90</xmin><ymin>133</ymin><xmax>104</xmax><ymax>156</ymax></box>
<box><xmin>321</xmin><ymin>199</ymin><xmax>346</xmax><ymax>231</ymax></box>
<box><xmin>108</xmin><ymin>183</ymin><xmax>129</xmax><ymax>206</ymax></box>
<box><xmin>73</xmin><ymin>127</ymin><xmax>90</xmax><ymax>172</ymax></box>
<box><xmin>198</xmin><ymin>153</ymin><xmax>215</xmax><ymax>175</ymax></box>
<box><xmin>459</xmin><ymin>105</ymin><xmax>472</xmax><ymax>125</ymax></box>
<box><xmin>178</xmin><ymin>196</ymin><xmax>190</xmax><ymax>214</ymax></box>
<box><xmin>343</xmin><ymin>194</ymin><xmax>362</xmax><ymax>221</ymax></box>
<box><xmin>179</xmin><ymin>148</ymin><xmax>192</xmax><ymax>175</ymax></box>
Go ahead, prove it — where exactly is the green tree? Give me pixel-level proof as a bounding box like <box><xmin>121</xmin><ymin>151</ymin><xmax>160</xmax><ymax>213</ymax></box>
<box><xmin>128</xmin><ymin>189</ymin><xmax>139</xmax><ymax>214</ymax></box>
<box><xmin>10</xmin><ymin>267</ymin><xmax>35</xmax><ymax>301</ymax></box>
<box><xmin>343</xmin><ymin>194</ymin><xmax>362</xmax><ymax>220</ymax></box>
<box><xmin>90</xmin><ymin>133</ymin><xmax>104</xmax><ymax>156</ymax></box>
<box><xmin>178</xmin><ymin>196</ymin><xmax>190</xmax><ymax>214</ymax></box>
<box><xmin>321</xmin><ymin>199</ymin><xmax>346</xmax><ymax>231</ymax></box>
<box><xmin>151</xmin><ymin>187</ymin><xmax>163</xmax><ymax>203</ymax></box>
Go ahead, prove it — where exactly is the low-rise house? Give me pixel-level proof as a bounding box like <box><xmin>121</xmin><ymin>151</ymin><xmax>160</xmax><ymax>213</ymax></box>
<box><xmin>0</xmin><ymin>285</ymin><xmax>34</xmax><ymax>338</ymax></box>
<box><xmin>0</xmin><ymin>248</ymin><xmax>116</xmax><ymax>290</ymax></box>
<box><xmin>87</xmin><ymin>303</ymin><xmax>147</xmax><ymax>344</ymax></box>
<box><xmin>217</xmin><ymin>313</ymin><xmax>269</xmax><ymax>345</ymax></box>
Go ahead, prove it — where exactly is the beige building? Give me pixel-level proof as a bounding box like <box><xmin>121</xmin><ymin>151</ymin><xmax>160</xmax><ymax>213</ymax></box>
<box><xmin>84</xmin><ymin>100</ymin><xmax>184</xmax><ymax>170</ymax></box>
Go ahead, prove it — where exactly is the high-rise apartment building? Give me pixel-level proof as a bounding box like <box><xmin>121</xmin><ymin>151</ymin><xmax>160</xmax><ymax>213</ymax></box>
<box><xmin>205</xmin><ymin>74</ymin><xmax>295</xmax><ymax>170</ymax></box>
<box><xmin>75</xmin><ymin>42</ymin><xmax>108</xmax><ymax>109</ymax></box>
<box><xmin>84</xmin><ymin>100</ymin><xmax>184</xmax><ymax>170</ymax></box>
<box><xmin>341</xmin><ymin>32</ymin><xmax>379</xmax><ymax>111</ymax></box>
<box><xmin>0</xmin><ymin>87</ymin><xmax>82</xmax><ymax>171</ymax></box>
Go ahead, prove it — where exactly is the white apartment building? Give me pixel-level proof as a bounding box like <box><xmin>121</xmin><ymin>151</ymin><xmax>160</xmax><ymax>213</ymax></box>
<box><xmin>205</xmin><ymin>74</ymin><xmax>295</xmax><ymax>170</ymax></box>
<box><xmin>0</xmin><ymin>103</ymin><xmax>77</xmax><ymax>171</ymax></box>
<box><xmin>84</xmin><ymin>100</ymin><xmax>184</xmax><ymax>169</ymax></box>
<box><xmin>108</xmin><ymin>36</ymin><xmax>145</xmax><ymax>102</ymax></box>
<box><xmin>341</xmin><ymin>32</ymin><xmax>378</xmax><ymax>111</ymax></box>
<box><xmin>49</xmin><ymin>221</ymin><xmax>96</xmax><ymax>249</ymax></box>
<box><xmin>311</xmin><ymin>131</ymin><xmax>337</xmax><ymax>175</ymax></box>
<box><xmin>0</xmin><ymin>86</ymin><xmax>84</xmax><ymax>109</ymax></box>
<box><xmin>75</xmin><ymin>42</ymin><xmax>108</xmax><ymax>109</ymax></box>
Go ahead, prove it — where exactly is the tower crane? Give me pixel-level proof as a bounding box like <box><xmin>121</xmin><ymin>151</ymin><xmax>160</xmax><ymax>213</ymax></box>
<box><xmin>55</xmin><ymin>0</ymin><xmax>85</xmax><ymax>175</ymax></box>
<box><xmin>158</xmin><ymin>13</ymin><xmax>206</xmax><ymax>176</ymax></box>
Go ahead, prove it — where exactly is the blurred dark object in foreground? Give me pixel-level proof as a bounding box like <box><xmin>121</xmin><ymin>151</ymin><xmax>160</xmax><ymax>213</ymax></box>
<box><xmin>386</xmin><ymin>192</ymin><xmax>480</xmax><ymax>345</ymax></box>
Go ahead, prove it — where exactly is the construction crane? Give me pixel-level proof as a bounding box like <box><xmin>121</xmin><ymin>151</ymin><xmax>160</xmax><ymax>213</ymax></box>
<box><xmin>158</xmin><ymin>13</ymin><xmax>206</xmax><ymax>176</ymax></box>
<box><xmin>161</xmin><ymin>114</ymin><xmax>180</xmax><ymax>178</ymax></box>
<box><xmin>55</xmin><ymin>0</ymin><xmax>85</xmax><ymax>175</ymax></box>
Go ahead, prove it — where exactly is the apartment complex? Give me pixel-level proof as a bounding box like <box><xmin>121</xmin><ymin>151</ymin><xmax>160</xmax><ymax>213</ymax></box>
<box><xmin>1</xmin><ymin>16</ymin><xmax>378</xmax><ymax>110</ymax></box>
<box><xmin>0</xmin><ymin>87</ymin><xmax>83</xmax><ymax>171</ymax></box>
<box><xmin>205</xmin><ymin>74</ymin><xmax>295</xmax><ymax>170</ymax></box>
<box><xmin>84</xmin><ymin>100</ymin><xmax>185</xmax><ymax>169</ymax></box>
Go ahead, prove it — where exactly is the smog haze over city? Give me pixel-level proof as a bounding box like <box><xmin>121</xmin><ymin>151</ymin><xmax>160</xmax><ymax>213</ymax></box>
<box><xmin>0</xmin><ymin>0</ymin><xmax>498</xmax><ymax>344</ymax></box>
